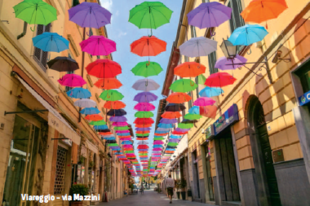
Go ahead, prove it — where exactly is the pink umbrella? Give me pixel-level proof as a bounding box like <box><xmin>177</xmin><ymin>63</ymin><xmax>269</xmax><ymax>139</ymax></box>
<box><xmin>112</xmin><ymin>122</ymin><xmax>128</xmax><ymax>126</ymax></box>
<box><xmin>119</xmin><ymin>138</ymin><xmax>131</xmax><ymax>140</ymax></box>
<box><xmin>154</xmin><ymin>141</ymin><xmax>164</xmax><ymax>144</ymax></box>
<box><xmin>80</xmin><ymin>35</ymin><xmax>116</xmax><ymax>56</ymax></box>
<box><xmin>123</xmin><ymin>145</ymin><xmax>133</xmax><ymax>148</ymax></box>
<box><xmin>58</xmin><ymin>74</ymin><xmax>86</xmax><ymax>87</ymax></box>
<box><xmin>116</xmin><ymin>130</ymin><xmax>130</xmax><ymax>133</ymax></box>
<box><xmin>153</xmin><ymin>148</ymin><xmax>162</xmax><ymax>151</ymax></box>
<box><xmin>134</xmin><ymin>102</ymin><xmax>155</xmax><ymax>111</ymax></box>
<box><xmin>194</xmin><ymin>97</ymin><xmax>216</xmax><ymax>106</ymax></box>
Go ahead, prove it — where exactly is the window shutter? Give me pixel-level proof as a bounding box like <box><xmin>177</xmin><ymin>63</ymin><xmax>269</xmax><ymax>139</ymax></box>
<box><xmin>190</xmin><ymin>26</ymin><xmax>196</xmax><ymax>38</ymax></box>
<box><xmin>208</xmin><ymin>51</ymin><xmax>218</xmax><ymax>74</ymax></box>
<box><xmin>229</xmin><ymin>0</ymin><xmax>244</xmax><ymax>33</ymax></box>
<box><xmin>188</xmin><ymin>92</ymin><xmax>193</xmax><ymax>108</ymax></box>
<box><xmin>34</xmin><ymin>25</ymin><xmax>44</xmax><ymax>60</ymax></box>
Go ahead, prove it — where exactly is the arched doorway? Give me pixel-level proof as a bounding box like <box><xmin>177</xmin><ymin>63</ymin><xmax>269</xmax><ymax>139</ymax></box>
<box><xmin>247</xmin><ymin>96</ymin><xmax>282</xmax><ymax>206</ymax></box>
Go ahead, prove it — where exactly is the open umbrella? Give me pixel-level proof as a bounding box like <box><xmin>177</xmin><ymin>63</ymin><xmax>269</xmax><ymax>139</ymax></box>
<box><xmin>68</xmin><ymin>2</ymin><xmax>112</xmax><ymax>28</ymax></box>
<box><xmin>89</xmin><ymin>120</ymin><xmax>106</xmax><ymax>126</ymax></box>
<box><xmin>58</xmin><ymin>74</ymin><xmax>86</xmax><ymax>87</ymax></box>
<box><xmin>94</xmin><ymin>78</ymin><xmax>122</xmax><ymax>89</ymax></box>
<box><xmin>47</xmin><ymin>57</ymin><xmax>79</xmax><ymax>72</ymax></box>
<box><xmin>85</xmin><ymin>114</ymin><xmax>103</xmax><ymax>121</ymax></box>
<box><xmin>136</xmin><ymin>124</ymin><xmax>152</xmax><ymax>128</ymax></box>
<box><xmin>135</xmin><ymin>127</ymin><xmax>151</xmax><ymax>131</ymax></box>
<box><xmin>112</xmin><ymin>122</ymin><xmax>128</xmax><ymax>126</ymax></box>
<box><xmin>86</xmin><ymin>59</ymin><xmax>122</xmax><ymax>78</ymax></box>
<box><xmin>135</xmin><ymin>111</ymin><xmax>154</xmax><ymax>118</ymax></box>
<box><xmin>104</xmin><ymin>101</ymin><xmax>126</xmax><ymax>109</ymax></box>
<box><xmin>215</xmin><ymin>55</ymin><xmax>247</xmax><ymax>70</ymax></box>
<box><xmin>114</xmin><ymin>126</ymin><xmax>129</xmax><ymax>131</ymax></box>
<box><xmin>100</xmin><ymin>90</ymin><xmax>124</xmax><ymax>101</ymax></box>
<box><xmin>74</xmin><ymin>99</ymin><xmax>96</xmax><ymax>108</ymax></box>
<box><xmin>132</xmin><ymin>79</ymin><xmax>160</xmax><ymax>91</ymax></box>
<box><xmin>159</xmin><ymin>118</ymin><xmax>178</xmax><ymax>124</ymax></box>
<box><xmin>199</xmin><ymin>86</ymin><xmax>223</xmax><ymax>97</ymax></box>
<box><xmin>131</xmin><ymin>61</ymin><xmax>163</xmax><ymax>77</ymax></box>
<box><xmin>179</xmin><ymin>37</ymin><xmax>217</xmax><ymax>57</ymax></box>
<box><xmin>200</xmin><ymin>105</ymin><xmax>217</xmax><ymax>119</ymax></box>
<box><xmin>131</xmin><ymin>36</ymin><xmax>167</xmax><ymax>57</ymax></box>
<box><xmin>66</xmin><ymin>88</ymin><xmax>91</xmax><ymax>98</ymax></box>
<box><xmin>80</xmin><ymin>107</ymin><xmax>100</xmax><ymax>115</ymax></box>
<box><xmin>134</xmin><ymin>92</ymin><xmax>158</xmax><ymax>102</ymax></box>
<box><xmin>228</xmin><ymin>24</ymin><xmax>268</xmax><ymax>46</ymax></box>
<box><xmin>174</xmin><ymin>62</ymin><xmax>206</xmax><ymax>77</ymax></box>
<box><xmin>170</xmin><ymin>79</ymin><xmax>197</xmax><ymax>93</ymax></box>
<box><xmin>33</xmin><ymin>32</ymin><xmax>69</xmax><ymax>52</ymax></box>
<box><xmin>107</xmin><ymin>109</ymin><xmax>127</xmax><ymax>116</ymax></box>
<box><xmin>187</xmin><ymin>2</ymin><xmax>232</xmax><ymax>29</ymax></box>
<box><xmin>184</xmin><ymin>113</ymin><xmax>202</xmax><ymax>120</ymax></box>
<box><xmin>110</xmin><ymin>116</ymin><xmax>127</xmax><ymax>122</ymax></box>
<box><xmin>204</xmin><ymin>72</ymin><xmax>236</xmax><ymax>87</ymax></box>
<box><xmin>80</xmin><ymin>36</ymin><xmax>116</xmax><ymax>56</ymax></box>
<box><xmin>134</xmin><ymin>102</ymin><xmax>155</xmax><ymax>111</ymax></box>
<box><xmin>161</xmin><ymin>112</ymin><xmax>181</xmax><ymax>119</ymax></box>
<box><xmin>165</xmin><ymin>103</ymin><xmax>186</xmax><ymax>112</ymax></box>
<box><xmin>194</xmin><ymin>97</ymin><xmax>216</xmax><ymax>106</ymax></box>
<box><xmin>167</xmin><ymin>93</ymin><xmax>191</xmax><ymax>103</ymax></box>
<box><xmin>134</xmin><ymin>118</ymin><xmax>154</xmax><ymax>125</ymax></box>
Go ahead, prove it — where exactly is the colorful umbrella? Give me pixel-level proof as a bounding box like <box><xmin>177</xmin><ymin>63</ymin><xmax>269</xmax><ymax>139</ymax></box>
<box><xmin>179</xmin><ymin>37</ymin><xmax>217</xmax><ymax>57</ymax></box>
<box><xmin>158</xmin><ymin>123</ymin><xmax>173</xmax><ymax>129</ymax></box>
<box><xmin>80</xmin><ymin>36</ymin><xmax>116</xmax><ymax>56</ymax></box>
<box><xmin>134</xmin><ymin>92</ymin><xmax>158</xmax><ymax>102</ymax></box>
<box><xmin>134</xmin><ymin>102</ymin><xmax>155</xmax><ymax>111</ymax></box>
<box><xmin>135</xmin><ymin>111</ymin><xmax>154</xmax><ymax>118</ymax></box>
<box><xmin>161</xmin><ymin>112</ymin><xmax>181</xmax><ymax>119</ymax></box>
<box><xmin>131</xmin><ymin>61</ymin><xmax>163</xmax><ymax>77</ymax></box>
<box><xmin>58</xmin><ymin>74</ymin><xmax>86</xmax><ymax>87</ymax></box>
<box><xmin>33</xmin><ymin>32</ymin><xmax>69</xmax><ymax>52</ymax></box>
<box><xmin>86</xmin><ymin>59</ymin><xmax>122</xmax><ymax>78</ymax></box>
<box><xmin>112</xmin><ymin>122</ymin><xmax>128</xmax><ymax>126</ymax></box>
<box><xmin>74</xmin><ymin>99</ymin><xmax>96</xmax><ymax>108</ymax></box>
<box><xmin>66</xmin><ymin>88</ymin><xmax>91</xmax><ymax>98</ymax></box>
<box><xmin>200</xmin><ymin>105</ymin><xmax>217</xmax><ymax>119</ymax></box>
<box><xmin>131</xmin><ymin>36</ymin><xmax>167</xmax><ymax>57</ymax></box>
<box><xmin>100</xmin><ymin>90</ymin><xmax>124</xmax><ymax>101</ymax></box>
<box><xmin>94</xmin><ymin>125</ymin><xmax>109</xmax><ymax>130</ymax></box>
<box><xmin>167</xmin><ymin>93</ymin><xmax>191</xmax><ymax>103</ymax></box>
<box><xmin>194</xmin><ymin>97</ymin><xmax>216</xmax><ymax>106</ymax></box>
<box><xmin>94</xmin><ymin>78</ymin><xmax>122</xmax><ymax>89</ymax></box>
<box><xmin>89</xmin><ymin>120</ymin><xmax>106</xmax><ymax>126</ymax></box>
<box><xmin>129</xmin><ymin>1</ymin><xmax>173</xmax><ymax>29</ymax></box>
<box><xmin>170</xmin><ymin>79</ymin><xmax>198</xmax><ymax>93</ymax></box>
<box><xmin>114</xmin><ymin>126</ymin><xmax>129</xmax><ymax>131</ymax></box>
<box><xmin>165</xmin><ymin>103</ymin><xmax>186</xmax><ymax>112</ymax></box>
<box><xmin>107</xmin><ymin>109</ymin><xmax>127</xmax><ymax>116</ymax></box>
<box><xmin>199</xmin><ymin>86</ymin><xmax>223</xmax><ymax>97</ymax></box>
<box><xmin>134</xmin><ymin>118</ymin><xmax>154</xmax><ymax>124</ymax></box>
<box><xmin>136</xmin><ymin>131</ymin><xmax>150</xmax><ymax>134</ymax></box>
<box><xmin>204</xmin><ymin>72</ymin><xmax>236</xmax><ymax>87</ymax></box>
<box><xmin>110</xmin><ymin>116</ymin><xmax>127</xmax><ymax>122</ymax></box>
<box><xmin>187</xmin><ymin>2</ymin><xmax>232</xmax><ymax>29</ymax></box>
<box><xmin>80</xmin><ymin>107</ymin><xmax>100</xmax><ymax>115</ymax></box>
<box><xmin>136</xmin><ymin>124</ymin><xmax>152</xmax><ymax>128</ymax></box>
<box><xmin>159</xmin><ymin>118</ymin><xmax>178</xmax><ymax>124</ymax></box>
<box><xmin>47</xmin><ymin>57</ymin><xmax>79</xmax><ymax>72</ymax></box>
<box><xmin>215</xmin><ymin>55</ymin><xmax>247</xmax><ymax>70</ymax></box>
<box><xmin>104</xmin><ymin>101</ymin><xmax>126</xmax><ymax>109</ymax></box>
<box><xmin>68</xmin><ymin>2</ymin><xmax>112</xmax><ymax>28</ymax></box>
<box><xmin>197</xmin><ymin>74</ymin><xmax>207</xmax><ymax>85</ymax></box>
<box><xmin>132</xmin><ymin>79</ymin><xmax>160</xmax><ymax>91</ymax></box>
<box><xmin>174</xmin><ymin>62</ymin><xmax>206</xmax><ymax>77</ymax></box>
<box><xmin>14</xmin><ymin>0</ymin><xmax>57</xmax><ymax>26</ymax></box>
<box><xmin>85</xmin><ymin>114</ymin><xmax>103</xmax><ymax>121</ymax></box>
<box><xmin>228</xmin><ymin>24</ymin><xmax>268</xmax><ymax>46</ymax></box>
<box><xmin>135</xmin><ymin>127</ymin><xmax>151</xmax><ymax>131</ymax></box>
<box><xmin>184</xmin><ymin>113</ymin><xmax>202</xmax><ymax>120</ymax></box>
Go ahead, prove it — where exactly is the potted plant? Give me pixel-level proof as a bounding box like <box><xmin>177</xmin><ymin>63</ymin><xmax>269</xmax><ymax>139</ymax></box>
<box><xmin>70</xmin><ymin>184</ymin><xmax>89</xmax><ymax>206</ymax></box>
<box><xmin>88</xmin><ymin>161</ymin><xmax>94</xmax><ymax>170</ymax></box>
<box><xmin>179</xmin><ymin>179</ymin><xmax>187</xmax><ymax>200</ymax></box>
<box><xmin>175</xmin><ymin>179</ymin><xmax>181</xmax><ymax>199</ymax></box>
<box><xmin>78</xmin><ymin>156</ymin><xmax>84</xmax><ymax>165</ymax></box>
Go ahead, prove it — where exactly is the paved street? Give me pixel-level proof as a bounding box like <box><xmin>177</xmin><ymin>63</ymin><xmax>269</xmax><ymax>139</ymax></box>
<box><xmin>99</xmin><ymin>190</ymin><xmax>217</xmax><ymax>206</ymax></box>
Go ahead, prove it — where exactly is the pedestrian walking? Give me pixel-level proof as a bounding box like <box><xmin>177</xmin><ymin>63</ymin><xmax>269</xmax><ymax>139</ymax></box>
<box><xmin>140</xmin><ymin>184</ymin><xmax>144</xmax><ymax>194</ymax></box>
<box><xmin>164</xmin><ymin>175</ymin><xmax>175</xmax><ymax>204</ymax></box>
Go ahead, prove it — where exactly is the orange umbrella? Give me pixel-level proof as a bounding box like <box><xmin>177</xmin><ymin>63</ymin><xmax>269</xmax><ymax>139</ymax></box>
<box><xmin>135</xmin><ymin>124</ymin><xmax>152</xmax><ymax>128</ymax></box>
<box><xmin>167</xmin><ymin>92</ymin><xmax>191</xmax><ymax>103</ymax></box>
<box><xmin>174</xmin><ymin>62</ymin><xmax>206</xmax><ymax>77</ymax></box>
<box><xmin>166</xmin><ymin>151</ymin><xmax>174</xmax><ymax>154</ymax></box>
<box><xmin>137</xmin><ymin>138</ymin><xmax>149</xmax><ymax>140</ymax></box>
<box><xmin>161</xmin><ymin>111</ymin><xmax>182</xmax><ymax>119</ymax></box>
<box><xmin>136</xmin><ymin>131</ymin><xmax>150</xmax><ymax>134</ymax></box>
<box><xmin>99</xmin><ymin>132</ymin><xmax>113</xmax><ymax>136</ymax></box>
<box><xmin>94</xmin><ymin>78</ymin><xmax>122</xmax><ymax>89</ymax></box>
<box><xmin>200</xmin><ymin>105</ymin><xmax>217</xmax><ymax>119</ymax></box>
<box><xmin>241</xmin><ymin>0</ymin><xmax>288</xmax><ymax>28</ymax></box>
<box><xmin>104</xmin><ymin>101</ymin><xmax>126</xmax><ymax>109</ymax></box>
<box><xmin>130</xmin><ymin>36</ymin><xmax>167</xmax><ymax>57</ymax></box>
<box><xmin>85</xmin><ymin>114</ymin><xmax>103</xmax><ymax>121</ymax></box>
<box><xmin>154</xmin><ymin>133</ymin><xmax>168</xmax><ymax>136</ymax></box>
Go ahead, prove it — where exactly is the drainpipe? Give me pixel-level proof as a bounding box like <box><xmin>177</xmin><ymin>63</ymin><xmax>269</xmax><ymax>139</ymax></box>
<box><xmin>17</xmin><ymin>22</ymin><xmax>28</xmax><ymax>40</ymax></box>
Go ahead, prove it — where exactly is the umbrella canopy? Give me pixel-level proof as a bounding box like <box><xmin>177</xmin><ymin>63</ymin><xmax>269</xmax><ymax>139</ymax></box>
<box><xmin>135</xmin><ymin>127</ymin><xmax>151</xmax><ymax>131</ymax></box>
<box><xmin>131</xmin><ymin>36</ymin><xmax>167</xmax><ymax>57</ymax></box>
<box><xmin>58</xmin><ymin>74</ymin><xmax>86</xmax><ymax>87</ymax></box>
<box><xmin>204</xmin><ymin>72</ymin><xmax>236</xmax><ymax>87</ymax></box>
<box><xmin>199</xmin><ymin>86</ymin><xmax>223</xmax><ymax>97</ymax></box>
<box><xmin>66</xmin><ymin>88</ymin><xmax>91</xmax><ymax>98</ymax></box>
<box><xmin>131</xmin><ymin>61</ymin><xmax>163</xmax><ymax>77</ymax></box>
<box><xmin>228</xmin><ymin>24</ymin><xmax>268</xmax><ymax>46</ymax></box>
<box><xmin>14</xmin><ymin>0</ymin><xmax>57</xmax><ymax>25</ymax></box>
<box><xmin>184</xmin><ymin>113</ymin><xmax>202</xmax><ymax>120</ymax></box>
<box><xmin>85</xmin><ymin>114</ymin><xmax>103</xmax><ymax>121</ymax></box>
<box><xmin>100</xmin><ymin>90</ymin><xmax>124</xmax><ymax>101</ymax></box>
<box><xmin>135</xmin><ymin>111</ymin><xmax>154</xmax><ymax>118</ymax></box>
<box><xmin>179</xmin><ymin>37</ymin><xmax>217</xmax><ymax>58</ymax></box>
<box><xmin>170</xmin><ymin>79</ymin><xmax>198</xmax><ymax>93</ymax></box>
<box><xmin>80</xmin><ymin>36</ymin><xmax>116</xmax><ymax>56</ymax></box>
<box><xmin>112</xmin><ymin>122</ymin><xmax>128</xmax><ymax>126</ymax></box>
<box><xmin>33</xmin><ymin>32</ymin><xmax>69</xmax><ymax>52</ymax></box>
<box><xmin>86</xmin><ymin>59</ymin><xmax>122</xmax><ymax>78</ymax></box>
<box><xmin>80</xmin><ymin>107</ymin><xmax>100</xmax><ymax>115</ymax></box>
<box><xmin>136</xmin><ymin>124</ymin><xmax>152</xmax><ymax>128</ymax></box>
<box><xmin>104</xmin><ymin>101</ymin><xmax>126</xmax><ymax>109</ymax></box>
<box><xmin>136</xmin><ymin>131</ymin><xmax>150</xmax><ymax>134</ymax></box>
<box><xmin>194</xmin><ymin>97</ymin><xmax>216</xmax><ymax>106</ymax></box>
<box><xmin>215</xmin><ymin>55</ymin><xmax>247</xmax><ymax>70</ymax></box>
<box><xmin>165</xmin><ymin>103</ymin><xmax>186</xmax><ymax>112</ymax></box>
<box><xmin>74</xmin><ymin>99</ymin><xmax>96</xmax><ymax>108</ymax></box>
<box><xmin>174</xmin><ymin>62</ymin><xmax>206</xmax><ymax>77</ymax></box>
<box><xmin>47</xmin><ymin>57</ymin><xmax>78</xmax><ymax>72</ymax></box>
<box><xmin>167</xmin><ymin>92</ymin><xmax>191</xmax><ymax>103</ymax></box>
<box><xmin>129</xmin><ymin>1</ymin><xmax>173</xmax><ymax>29</ymax></box>
<box><xmin>114</xmin><ymin>126</ymin><xmax>129</xmax><ymax>131</ymax></box>
<box><xmin>159</xmin><ymin>118</ymin><xmax>178</xmax><ymax>124</ymax></box>
<box><xmin>134</xmin><ymin>92</ymin><xmax>158</xmax><ymax>102</ymax></box>
<box><xmin>94</xmin><ymin>78</ymin><xmax>122</xmax><ymax>89</ymax></box>
<box><xmin>132</xmin><ymin>79</ymin><xmax>160</xmax><ymax>91</ymax></box>
<box><xmin>110</xmin><ymin>116</ymin><xmax>127</xmax><ymax>122</ymax></box>
<box><xmin>68</xmin><ymin>2</ymin><xmax>111</xmax><ymax>28</ymax></box>
<box><xmin>187</xmin><ymin>2</ymin><xmax>232</xmax><ymax>29</ymax></box>
<box><xmin>107</xmin><ymin>109</ymin><xmax>127</xmax><ymax>116</ymax></box>
<box><xmin>134</xmin><ymin>118</ymin><xmax>154</xmax><ymax>124</ymax></box>
<box><xmin>161</xmin><ymin>112</ymin><xmax>181</xmax><ymax>119</ymax></box>
<box><xmin>175</xmin><ymin>128</ymin><xmax>190</xmax><ymax>132</ymax></box>
<box><xmin>134</xmin><ymin>102</ymin><xmax>155</xmax><ymax>111</ymax></box>
<box><xmin>200</xmin><ymin>105</ymin><xmax>217</xmax><ymax>119</ymax></box>
<box><xmin>89</xmin><ymin>120</ymin><xmax>106</xmax><ymax>126</ymax></box>
<box><xmin>158</xmin><ymin>123</ymin><xmax>173</xmax><ymax>128</ymax></box>
<box><xmin>94</xmin><ymin>125</ymin><xmax>109</xmax><ymax>130</ymax></box>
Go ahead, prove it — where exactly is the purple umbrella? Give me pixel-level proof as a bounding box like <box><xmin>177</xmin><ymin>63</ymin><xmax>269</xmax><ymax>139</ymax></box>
<box><xmin>215</xmin><ymin>55</ymin><xmax>247</xmax><ymax>70</ymax></box>
<box><xmin>160</xmin><ymin>118</ymin><xmax>178</xmax><ymax>124</ymax></box>
<box><xmin>175</xmin><ymin>128</ymin><xmax>190</xmax><ymax>132</ymax></box>
<box><xmin>68</xmin><ymin>2</ymin><xmax>112</xmax><ymax>28</ymax></box>
<box><xmin>134</xmin><ymin>92</ymin><xmax>158</xmax><ymax>102</ymax></box>
<box><xmin>135</xmin><ymin>128</ymin><xmax>151</xmax><ymax>131</ymax></box>
<box><xmin>187</xmin><ymin>2</ymin><xmax>232</xmax><ymax>29</ymax></box>
<box><xmin>169</xmin><ymin>139</ymin><xmax>180</xmax><ymax>143</ymax></box>
<box><xmin>110</xmin><ymin>116</ymin><xmax>127</xmax><ymax>122</ymax></box>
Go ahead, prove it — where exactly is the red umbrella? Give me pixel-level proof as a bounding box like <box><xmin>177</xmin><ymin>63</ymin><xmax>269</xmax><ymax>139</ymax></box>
<box><xmin>136</xmin><ymin>131</ymin><xmax>150</xmax><ymax>134</ymax></box>
<box><xmin>137</xmin><ymin>145</ymin><xmax>149</xmax><ymax>149</ymax></box>
<box><xmin>130</xmin><ymin>36</ymin><xmax>167</xmax><ymax>57</ymax></box>
<box><xmin>204</xmin><ymin>72</ymin><xmax>236</xmax><ymax>87</ymax></box>
<box><xmin>94</xmin><ymin>78</ymin><xmax>122</xmax><ymax>89</ymax></box>
<box><xmin>136</xmin><ymin>137</ymin><xmax>149</xmax><ymax>140</ymax></box>
<box><xmin>154</xmin><ymin>133</ymin><xmax>167</xmax><ymax>136</ymax></box>
<box><xmin>199</xmin><ymin>105</ymin><xmax>217</xmax><ymax>119</ymax></box>
<box><xmin>134</xmin><ymin>118</ymin><xmax>154</xmax><ymax>124</ymax></box>
<box><xmin>86</xmin><ymin>59</ymin><xmax>122</xmax><ymax>78</ymax></box>
<box><xmin>172</xmin><ymin>131</ymin><xmax>188</xmax><ymax>135</ymax></box>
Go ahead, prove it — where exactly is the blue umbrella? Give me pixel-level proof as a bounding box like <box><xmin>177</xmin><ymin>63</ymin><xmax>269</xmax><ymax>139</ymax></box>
<box><xmin>170</xmin><ymin>135</ymin><xmax>181</xmax><ymax>139</ymax></box>
<box><xmin>158</xmin><ymin>123</ymin><xmax>173</xmax><ymax>129</ymax></box>
<box><xmin>228</xmin><ymin>24</ymin><xmax>268</xmax><ymax>46</ymax></box>
<box><xmin>33</xmin><ymin>32</ymin><xmax>69</xmax><ymax>52</ymax></box>
<box><xmin>121</xmin><ymin>141</ymin><xmax>133</xmax><ymax>145</ymax></box>
<box><xmin>155</xmin><ymin>130</ymin><xmax>169</xmax><ymax>134</ymax></box>
<box><xmin>189</xmin><ymin>106</ymin><xmax>200</xmax><ymax>114</ymax></box>
<box><xmin>153</xmin><ymin>145</ymin><xmax>163</xmax><ymax>148</ymax></box>
<box><xmin>199</xmin><ymin>86</ymin><xmax>223</xmax><ymax>97</ymax></box>
<box><xmin>94</xmin><ymin>125</ymin><xmax>108</xmax><ymax>130</ymax></box>
<box><xmin>67</xmin><ymin>88</ymin><xmax>91</xmax><ymax>98</ymax></box>
<box><xmin>80</xmin><ymin>107</ymin><xmax>100</xmax><ymax>115</ymax></box>
<box><xmin>118</xmin><ymin>133</ymin><xmax>131</xmax><ymax>136</ymax></box>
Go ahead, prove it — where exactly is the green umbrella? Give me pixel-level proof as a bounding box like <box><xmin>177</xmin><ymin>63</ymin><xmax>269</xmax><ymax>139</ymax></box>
<box><xmin>184</xmin><ymin>113</ymin><xmax>202</xmax><ymax>120</ymax></box>
<box><xmin>89</xmin><ymin>120</ymin><xmax>106</xmax><ymax>126</ymax></box>
<box><xmin>100</xmin><ymin>90</ymin><xmax>124</xmax><ymax>101</ymax></box>
<box><xmin>170</xmin><ymin>79</ymin><xmax>198</xmax><ymax>93</ymax></box>
<box><xmin>168</xmin><ymin>142</ymin><xmax>178</xmax><ymax>147</ymax></box>
<box><xmin>178</xmin><ymin>123</ymin><xmax>194</xmax><ymax>129</ymax></box>
<box><xmin>135</xmin><ymin>111</ymin><xmax>154</xmax><ymax>118</ymax></box>
<box><xmin>197</xmin><ymin>74</ymin><xmax>207</xmax><ymax>85</ymax></box>
<box><xmin>136</xmin><ymin>133</ymin><xmax>149</xmax><ymax>137</ymax></box>
<box><xmin>131</xmin><ymin>61</ymin><xmax>163</xmax><ymax>77</ymax></box>
<box><xmin>154</xmin><ymin>137</ymin><xmax>164</xmax><ymax>140</ymax></box>
<box><xmin>114</xmin><ymin>126</ymin><xmax>129</xmax><ymax>131</ymax></box>
<box><xmin>108</xmin><ymin>143</ymin><xmax>118</xmax><ymax>147</ymax></box>
<box><xmin>129</xmin><ymin>1</ymin><xmax>173</xmax><ymax>29</ymax></box>
<box><xmin>14</xmin><ymin>0</ymin><xmax>57</xmax><ymax>26</ymax></box>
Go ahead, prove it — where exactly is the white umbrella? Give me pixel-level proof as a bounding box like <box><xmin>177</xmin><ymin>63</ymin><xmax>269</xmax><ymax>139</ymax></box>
<box><xmin>132</xmin><ymin>79</ymin><xmax>160</xmax><ymax>91</ymax></box>
<box><xmin>74</xmin><ymin>99</ymin><xmax>96</xmax><ymax>108</ymax></box>
<box><xmin>179</xmin><ymin>37</ymin><xmax>217</xmax><ymax>57</ymax></box>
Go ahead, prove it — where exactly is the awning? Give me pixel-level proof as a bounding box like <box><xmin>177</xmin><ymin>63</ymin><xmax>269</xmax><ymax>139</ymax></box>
<box><xmin>86</xmin><ymin>139</ymin><xmax>99</xmax><ymax>154</ymax></box>
<box><xmin>18</xmin><ymin>77</ymin><xmax>81</xmax><ymax>145</ymax></box>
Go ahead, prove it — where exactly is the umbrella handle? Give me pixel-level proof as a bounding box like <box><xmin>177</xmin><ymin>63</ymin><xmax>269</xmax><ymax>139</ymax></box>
<box><xmin>30</xmin><ymin>25</ymin><xmax>36</xmax><ymax>32</ymax></box>
<box><xmin>247</xmin><ymin>48</ymin><xmax>252</xmax><ymax>55</ymax></box>
<box><xmin>211</xmin><ymin>31</ymin><xmax>216</xmax><ymax>37</ymax></box>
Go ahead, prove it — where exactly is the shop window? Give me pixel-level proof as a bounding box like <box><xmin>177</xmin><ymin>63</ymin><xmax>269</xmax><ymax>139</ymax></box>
<box><xmin>54</xmin><ymin>146</ymin><xmax>68</xmax><ymax>195</ymax></box>
<box><xmin>77</xmin><ymin>157</ymin><xmax>86</xmax><ymax>184</ymax></box>
<box><xmin>295</xmin><ymin>60</ymin><xmax>310</xmax><ymax>92</ymax></box>
<box><xmin>208</xmin><ymin>51</ymin><xmax>218</xmax><ymax>74</ymax></box>
<box><xmin>34</xmin><ymin>24</ymin><xmax>51</xmax><ymax>72</ymax></box>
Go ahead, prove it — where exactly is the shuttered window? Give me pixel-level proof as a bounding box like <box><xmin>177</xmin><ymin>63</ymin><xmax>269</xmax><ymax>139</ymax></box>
<box><xmin>228</xmin><ymin>0</ymin><xmax>244</xmax><ymax>33</ymax></box>
<box><xmin>190</xmin><ymin>25</ymin><xmax>197</xmax><ymax>38</ymax></box>
<box><xmin>208</xmin><ymin>51</ymin><xmax>218</xmax><ymax>74</ymax></box>
<box><xmin>34</xmin><ymin>24</ymin><xmax>51</xmax><ymax>71</ymax></box>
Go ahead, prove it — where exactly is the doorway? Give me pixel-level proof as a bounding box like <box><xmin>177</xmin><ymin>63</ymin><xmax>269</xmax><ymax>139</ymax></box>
<box><xmin>204</xmin><ymin>142</ymin><xmax>214</xmax><ymax>201</ymax></box>
<box><xmin>192</xmin><ymin>150</ymin><xmax>200</xmax><ymax>199</ymax></box>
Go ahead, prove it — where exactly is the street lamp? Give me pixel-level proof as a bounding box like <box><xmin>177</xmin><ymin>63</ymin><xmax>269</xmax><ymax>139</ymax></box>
<box><xmin>220</xmin><ymin>39</ymin><xmax>237</xmax><ymax>59</ymax></box>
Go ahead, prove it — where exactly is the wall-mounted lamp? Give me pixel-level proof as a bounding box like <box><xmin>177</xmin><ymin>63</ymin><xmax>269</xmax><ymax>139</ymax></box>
<box><xmin>272</xmin><ymin>50</ymin><xmax>291</xmax><ymax>63</ymax></box>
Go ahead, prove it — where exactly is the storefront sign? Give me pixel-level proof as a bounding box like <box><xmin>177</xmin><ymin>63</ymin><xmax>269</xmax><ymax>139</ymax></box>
<box><xmin>204</xmin><ymin>126</ymin><xmax>214</xmax><ymax>140</ymax></box>
<box><xmin>62</xmin><ymin>138</ymin><xmax>72</xmax><ymax>147</ymax></box>
<box><xmin>213</xmin><ymin>104</ymin><xmax>239</xmax><ymax>135</ymax></box>
<box><xmin>298</xmin><ymin>90</ymin><xmax>310</xmax><ymax>106</ymax></box>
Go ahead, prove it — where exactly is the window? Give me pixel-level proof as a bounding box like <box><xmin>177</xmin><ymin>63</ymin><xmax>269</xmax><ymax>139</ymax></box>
<box><xmin>190</xmin><ymin>25</ymin><xmax>197</xmax><ymax>38</ymax></box>
<box><xmin>208</xmin><ymin>51</ymin><xmax>218</xmax><ymax>74</ymax></box>
<box><xmin>188</xmin><ymin>92</ymin><xmax>193</xmax><ymax>108</ymax></box>
<box><xmin>296</xmin><ymin>60</ymin><xmax>310</xmax><ymax>92</ymax></box>
<box><xmin>195</xmin><ymin>76</ymin><xmax>199</xmax><ymax>99</ymax></box>
<box><xmin>34</xmin><ymin>24</ymin><xmax>51</xmax><ymax>71</ymax></box>
<box><xmin>228</xmin><ymin>0</ymin><xmax>244</xmax><ymax>33</ymax></box>
<box><xmin>72</xmin><ymin>0</ymin><xmax>80</xmax><ymax>7</ymax></box>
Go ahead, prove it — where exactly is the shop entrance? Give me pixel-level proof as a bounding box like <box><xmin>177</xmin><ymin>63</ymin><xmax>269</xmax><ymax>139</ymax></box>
<box><xmin>215</xmin><ymin>128</ymin><xmax>240</xmax><ymax>202</ymax></box>
<box><xmin>192</xmin><ymin>150</ymin><xmax>200</xmax><ymax>199</ymax></box>
<box><xmin>204</xmin><ymin>142</ymin><xmax>214</xmax><ymax>201</ymax></box>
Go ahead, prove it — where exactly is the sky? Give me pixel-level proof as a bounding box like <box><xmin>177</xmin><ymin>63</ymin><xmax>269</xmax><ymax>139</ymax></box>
<box><xmin>99</xmin><ymin>0</ymin><xmax>182</xmax><ymax>158</ymax></box>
